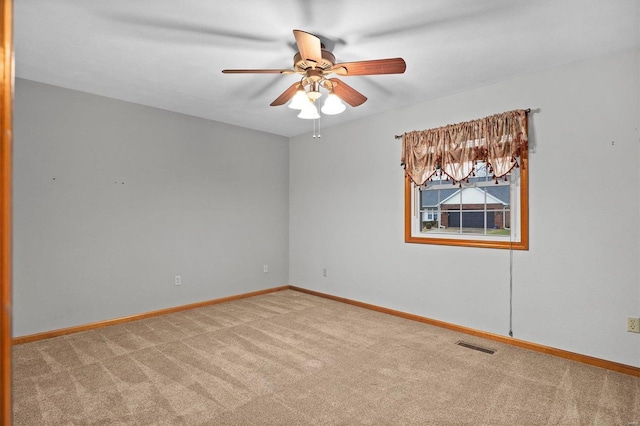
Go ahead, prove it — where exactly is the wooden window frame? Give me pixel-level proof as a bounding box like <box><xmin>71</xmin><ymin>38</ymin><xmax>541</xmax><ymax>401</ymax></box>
<box><xmin>404</xmin><ymin>150</ymin><xmax>529</xmax><ymax>250</ymax></box>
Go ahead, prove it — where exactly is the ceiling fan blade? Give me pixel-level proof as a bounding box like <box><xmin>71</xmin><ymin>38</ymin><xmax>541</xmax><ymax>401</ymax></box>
<box><xmin>328</xmin><ymin>78</ymin><xmax>367</xmax><ymax>107</ymax></box>
<box><xmin>222</xmin><ymin>69</ymin><xmax>295</xmax><ymax>74</ymax></box>
<box><xmin>270</xmin><ymin>82</ymin><xmax>303</xmax><ymax>106</ymax></box>
<box><xmin>293</xmin><ymin>29</ymin><xmax>322</xmax><ymax>65</ymax></box>
<box><xmin>332</xmin><ymin>58</ymin><xmax>406</xmax><ymax>76</ymax></box>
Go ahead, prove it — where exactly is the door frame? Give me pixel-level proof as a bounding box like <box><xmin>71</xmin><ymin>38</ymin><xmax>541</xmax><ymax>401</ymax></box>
<box><xmin>1</xmin><ymin>0</ymin><xmax>13</xmax><ymax>424</ymax></box>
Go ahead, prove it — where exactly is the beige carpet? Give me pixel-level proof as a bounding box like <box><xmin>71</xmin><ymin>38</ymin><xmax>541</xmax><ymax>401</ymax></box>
<box><xmin>12</xmin><ymin>289</ymin><xmax>640</xmax><ymax>425</ymax></box>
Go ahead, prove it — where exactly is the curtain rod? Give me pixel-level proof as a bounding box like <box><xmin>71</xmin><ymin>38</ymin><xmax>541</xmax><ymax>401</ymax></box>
<box><xmin>394</xmin><ymin>108</ymin><xmax>531</xmax><ymax>139</ymax></box>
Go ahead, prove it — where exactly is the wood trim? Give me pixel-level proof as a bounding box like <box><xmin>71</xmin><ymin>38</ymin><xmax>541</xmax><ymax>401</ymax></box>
<box><xmin>12</xmin><ymin>286</ymin><xmax>289</xmax><ymax>345</ymax></box>
<box><xmin>13</xmin><ymin>283</ymin><xmax>640</xmax><ymax>378</ymax></box>
<box><xmin>403</xmin><ymin>175</ymin><xmax>413</xmax><ymax>242</ymax></box>
<box><xmin>0</xmin><ymin>0</ymin><xmax>12</xmax><ymax>424</ymax></box>
<box><xmin>289</xmin><ymin>286</ymin><xmax>640</xmax><ymax>377</ymax></box>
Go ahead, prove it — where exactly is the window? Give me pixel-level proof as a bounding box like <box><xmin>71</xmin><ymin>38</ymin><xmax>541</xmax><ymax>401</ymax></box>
<box><xmin>405</xmin><ymin>157</ymin><xmax>528</xmax><ymax>249</ymax></box>
<box><xmin>401</xmin><ymin>109</ymin><xmax>529</xmax><ymax>250</ymax></box>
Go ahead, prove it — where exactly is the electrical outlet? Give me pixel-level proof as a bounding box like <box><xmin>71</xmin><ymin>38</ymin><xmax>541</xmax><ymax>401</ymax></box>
<box><xmin>627</xmin><ymin>317</ymin><xmax>640</xmax><ymax>333</ymax></box>
<box><xmin>322</xmin><ymin>268</ymin><xmax>327</xmax><ymax>277</ymax></box>
<box><xmin>174</xmin><ymin>275</ymin><xmax>181</xmax><ymax>286</ymax></box>
<box><xmin>263</xmin><ymin>264</ymin><xmax>269</xmax><ymax>273</ymax></box>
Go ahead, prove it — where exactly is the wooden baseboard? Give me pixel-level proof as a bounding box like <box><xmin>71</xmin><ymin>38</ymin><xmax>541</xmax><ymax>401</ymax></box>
<box><xmin>12</xmin><ymin>284</ymin><xmax>640</xmax><ymax>377</ymax></box>
<box><xmin>289</xmin><ymin>285</ymin><xmax>640</xmax><ymax>377</ymax></box>
<box><xmin>12</xmin><ymin>286</ymin><xmax>289</xmax><ymax>345</ymax></box>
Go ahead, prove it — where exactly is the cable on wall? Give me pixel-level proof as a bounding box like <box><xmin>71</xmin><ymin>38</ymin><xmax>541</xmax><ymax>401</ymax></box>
<box><xmin>509</xmin><ymin>235</ymin><xmax>514</xmax><ymax>337</ymax></box>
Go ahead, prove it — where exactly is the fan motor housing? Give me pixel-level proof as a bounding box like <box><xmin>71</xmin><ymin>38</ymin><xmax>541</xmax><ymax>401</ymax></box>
<box><xmin>293</xmin><ymin>49</ymin><xmax>336</xmax><ymax>73</ymax></box>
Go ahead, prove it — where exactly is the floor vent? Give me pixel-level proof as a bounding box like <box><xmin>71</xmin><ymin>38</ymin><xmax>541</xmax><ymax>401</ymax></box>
<box><xmin>455</xmin><ymin>340</ymin><xmax>495</xmax><ymax>354</ymax></box>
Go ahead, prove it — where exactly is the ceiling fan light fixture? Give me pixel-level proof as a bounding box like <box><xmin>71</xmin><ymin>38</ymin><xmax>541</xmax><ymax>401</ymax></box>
<box><xmin>297</xmin><ymin>102</ymin><xmax>320</xmax><ymax>119</ymax></box>
<box><xmin>321</xmin><ymin>93</ymin><xmax>346</xmax><ymax>115</ymax></box>
<box><xmin>307</xmin><ymin>80</ymin><xmax>323</xmax><ymax>101</ymax></box>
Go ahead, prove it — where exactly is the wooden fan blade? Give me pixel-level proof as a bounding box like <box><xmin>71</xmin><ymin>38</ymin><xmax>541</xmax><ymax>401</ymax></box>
<box><xmin>270</xmin><ymin>82</ymin><xmax>303</xmax><ymax>106</ymax></box>
<box><xmin>293</xmin><ymin>29</ymin><xmax>322</xmax><ymax>65</ymax></box>
<box><xmin>328</xmin><ymin>78</ymin><xmax>367</xmax><ymax>107</ymax></box>
<box><xmin>332</xmin><ymin>58</ymin><xmax>406</xmax><ymax>76</ymax></box>
<box><xmin>222</xmin><ymin>69</ymin><xmax>295</xmax><ymax>74</ymax></box>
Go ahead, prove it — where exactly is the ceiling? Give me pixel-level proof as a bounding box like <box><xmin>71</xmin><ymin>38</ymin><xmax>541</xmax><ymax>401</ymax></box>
<box><xmin>14</xmin><ymin>0</ymin><xmax>640</xmax><ymax>138</ymax></box>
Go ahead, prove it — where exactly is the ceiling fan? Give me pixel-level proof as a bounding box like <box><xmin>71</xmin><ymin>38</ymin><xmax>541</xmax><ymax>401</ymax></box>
<box><xmin>222</xmin><ymin>29</ymin><xmax>406</xmax><ymax>118</ymax></box>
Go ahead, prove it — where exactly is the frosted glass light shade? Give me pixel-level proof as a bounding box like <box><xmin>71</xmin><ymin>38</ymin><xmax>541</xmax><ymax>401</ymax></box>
<box><xmin>307</xmin><ymin>90</ymin><xmax>322</xmax><ymax>101</ymax></box>
<box><xmin>297</xmin><ymin>102</ymin><xmax>320</xmax><ymax>119</ymax></box>
<box><xmin>288</xmin><ymin>90</ymin><xmax>309</xmax><ymax>110</ymax></box>
<box><xmin>321</xmin><ymin>93</ymin><xmax>346</xmax><ymax>115</ymax></box>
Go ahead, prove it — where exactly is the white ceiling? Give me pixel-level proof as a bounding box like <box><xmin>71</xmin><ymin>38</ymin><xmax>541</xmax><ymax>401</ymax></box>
<box><xmin>14</xmin><ymin>0</ymin><xmax>640</xmax><ymax>137</ymax></box>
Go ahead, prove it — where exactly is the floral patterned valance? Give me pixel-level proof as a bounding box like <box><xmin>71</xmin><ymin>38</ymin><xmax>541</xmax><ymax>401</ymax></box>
<box><xmin>401</xmin><ymin>109</ymin><xmax>528</xmax><ymax>186</ymax></box>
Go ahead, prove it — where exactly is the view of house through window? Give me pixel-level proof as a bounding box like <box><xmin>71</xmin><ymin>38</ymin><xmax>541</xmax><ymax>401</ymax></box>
<box><xmin>419</xmin><ymin>161</ymin><xmax>511</xmax><ymax>236</ymax></box>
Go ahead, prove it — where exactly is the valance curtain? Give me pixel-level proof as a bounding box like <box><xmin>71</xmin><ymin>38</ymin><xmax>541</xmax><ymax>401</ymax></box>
<box><xmin>401</xmin><ymin>109</ymin><xmax>528</xmax><ymax>186</ymax></box>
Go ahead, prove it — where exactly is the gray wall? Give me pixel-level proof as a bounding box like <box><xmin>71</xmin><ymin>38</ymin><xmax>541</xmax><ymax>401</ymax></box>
<box><xmin>13</xmin><ymin>79</ymin><xmax>289</xmax><ymax>336</ymax></box>
<box><xmin>13</xmin><ymin>49</ymin><xmax>640</xmax><ymax>368</ymax></box>
<box><xmin>289</xmin><ymin>48</ymin><xmax>640</xmax><ymax>367</ymax></box>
